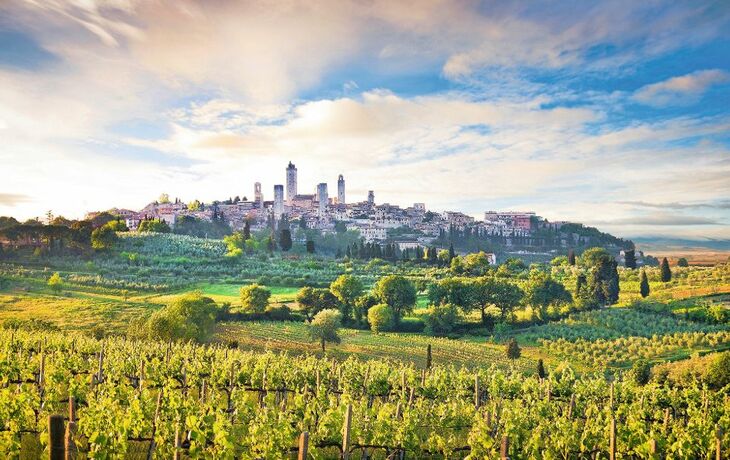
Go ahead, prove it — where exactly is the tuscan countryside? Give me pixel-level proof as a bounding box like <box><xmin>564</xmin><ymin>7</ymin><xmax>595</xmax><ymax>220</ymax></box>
<box><xmin>1</xmin><ymin>1</ymin><xmax>729</xmax><ymax>459</ymax></box>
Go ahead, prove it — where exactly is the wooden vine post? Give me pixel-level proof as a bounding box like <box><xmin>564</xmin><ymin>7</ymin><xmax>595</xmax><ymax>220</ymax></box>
<box><xmin>298</xmin><ymin>431</ymin><xmax>309</xmax><ymax>460</ymax></box>
<box><xmin>500</xmin><ymin>435</ymin><xmax>509</xmax><ymax>460</ymax></box>
<box><xmin>474</xmin><ymin>374</ymin><xmax>480</xmax><ymax>409</ymax></box>
<box><xmin>342</xmin><ymin>404</ymin><xmax>353</xmax><ymax>460</ymax></box>
<box><xmin>426</xmin><ymin>344</ymin><xmax>432</xmax><ymax>369</ymax></box>
<box><xmin>65</xmin><ymin>396</ymin><xmax>77</xmax><ymax>460</ymax></box>
<box><xmin>609</xmin><ymin>416</ymin><xmax>616</xmax><ymax>460</ymax></box>
<box><xmin>146</xmin><ymin>390</ymin><xmax>164</xmax><ymax>460</ymax></box>
<box><xmin>717</xmin><ymin>425</ymin><xmax>724</xmax><ymax>460</ymax></box>
<box><xmin>49</xmin><ymin>414</ymin><xmax>65</xmax><ymax>460</ymax></box>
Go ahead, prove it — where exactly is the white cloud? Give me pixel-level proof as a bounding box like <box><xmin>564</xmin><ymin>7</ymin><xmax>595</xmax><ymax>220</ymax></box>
<box><xmin>633</xmin><ymin>69</ymin><xmax>730</xmax><ymax>106</ymax></box>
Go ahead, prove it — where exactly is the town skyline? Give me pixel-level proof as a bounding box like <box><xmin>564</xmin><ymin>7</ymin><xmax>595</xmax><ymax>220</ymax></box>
<box><xmin>1</xmin><ymin>1</ymin><xmax>728</xmax><ymax>243</ymax></box>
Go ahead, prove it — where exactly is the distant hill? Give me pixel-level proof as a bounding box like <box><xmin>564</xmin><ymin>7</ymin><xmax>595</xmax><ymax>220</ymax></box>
<box><xmin>633</xmin><ymin>237</ymin><xmax>730</xmax><ymax>252</ymax></box>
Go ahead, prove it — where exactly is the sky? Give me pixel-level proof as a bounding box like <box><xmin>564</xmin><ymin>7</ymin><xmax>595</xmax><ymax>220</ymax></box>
<box><xmin>0</xmin><ymin>0</ymin><xmax>729</xmax><ymax>243</ymax></box>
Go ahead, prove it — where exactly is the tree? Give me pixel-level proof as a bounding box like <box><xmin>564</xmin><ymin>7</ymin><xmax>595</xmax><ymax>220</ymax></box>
<box><xmin>106</xmin><ymin>219</ymin><xmax>128</xmax><ymax>232</ymax></box>
<box><xmin>279</xmin><ymin>229</ymin><xmax>292</xmax><ymax>251</ymax></box>
<box><xmin>367</xmin><ymin>304</ymin><xmax>394</xmax><ymax>333</ymax></box>
<box><xmin>297</xmin><ymin>287</ymin><xmax>339</xmax><ymax>320</ymax></box>
<box><xmin>187</xmin><ymin>200</ymin><xmax>202</xmax><ymax>211</ymax></box>
<box><xmin>329</xmin><ymin>275</ymin><xmax>363</xmax><ymax>323</ymax></box>
<box><xmin>660</xmin><ymin>258</ymin><xmax>672</xmax><ymax>282</ymax></box>
<box><xmin>536</xmin><ymin>359</ymin><xmax>546</xmax><ymax>379</ymax></box>
<box><xmin>243</xmin><ymin>221</ymin><xmax>251</xmax><ymax>240</ymax></box>
<box><xmin>354</xmin><ymin>294</ymin><xmax>378</xmax><ymax>325</ymax></box>
<box><xmin>640</xmin><ymin>270</ymin><xmax>650</xmax><ymax>298</ymax></box>
<box><xmin>144</xmin><ymin>292</ymin><xmax>218</xmax><ymax>342</ymax></box>
<box><xmin>677</xmin><ymin>257</ymin><xmax>689</xmax><ymax>267</ymax></box>
<box><xmin>524</xmin><ymin>271</ymin><xmax>572</xmax><ymax>320</ymax></box>
<box><xmin>158</xmin><ymin>193</ymin><xmax>170</xmax><ymax>204</ymax></box>
<box><xmin>581</xmin><ymin>247</ymin><xmax>620</xmax><ymax>306</ymax></box>
<box><xmin>308</xmin><ymin>309</ymin><xmax>342</xmax><ymax>352</ymax></box>
<box><xmin>306</xmin><ymin>240</ymin><xmax>315</xmax><ymax>254</ymax></box>
<box><xmin>448</xmin><ymin>243</ymin><xmax>456</xmax><ymax>261</ymax></box>
<box><xmin>506</xmin><ymin>338</ymin><xmax>521</xmax><ymax>360</ymax></box>
<box><xmin>138</xmin><ymin>219</ymin><xmax>171</xmax><ymax>233</ymax></box>
<box><xmin>624</xmin><ymin>249</ymin><xmax>636</xmax><ymax>269</ymax></box>
<box><xmin>47</xmin><ymin>272</ymin><xmax>63</xmax><ymax>294</ymax></box>
<box><xmin>568</xmin><ymin>249</ymin><xmax>576</xmax><ymax>266</ymax></box>
<box><xmin>373</xmin><ymin>275</ymin><xmax>417</xmax><ymax>325</ymax></box>
<box><xmin>91</xmin><ymin>225</ymin><xmax>117</xmax><ymax>251</ymax></box>
<box><xmin>239</xmin><ymin>284</ymin><xmax>271</xmax><ymax>314</ymax></box>
<box><xmin>487</xmin><ymin>279</ymin><xmax>524</xmax><ymax>322</ymax></box>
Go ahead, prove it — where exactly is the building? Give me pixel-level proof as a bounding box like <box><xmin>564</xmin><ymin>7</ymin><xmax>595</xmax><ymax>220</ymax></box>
<box><xmin>317</xmin><ymin>183</ymin><xmax>328</xmax><ymax>216</ymax></box>
<box><xmin>291</xmin><ymin>194</ymin><xmax>316</xmax><ymax>209</ymax></box>
<box><xmin>286</xmin><ymin>162</ymin><xmax>297</xmax><ymax>205</ymax></box>
<box><xmin>273</xmin><ymin>185</ymin><xmax>284</xmax><ymax>219</ymax></box>
<box><xmin>484</xmin><ymin>211</ymin><xmax>535</xmax><ymax>231</ymax></box>
<box><xmin>337</xmin><ymin>174</ymin><xmax>345</xmax><ymax>205</ymax></box>
<box><xmin>254</xmin><ymin>182</ymin><xmax>263</xmax><ymax>208</ymax></box>
<box><xmin>367</xmin><ymin>190</ymin><xmax>375</xmax><ymax>206</ymax></box>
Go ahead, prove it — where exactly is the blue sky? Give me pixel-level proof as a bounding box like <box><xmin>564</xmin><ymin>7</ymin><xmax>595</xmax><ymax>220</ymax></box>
<box><xmin>0</xmin><ymin>0</ymin><xmax>728</xmax><ymax>243</ymax></box>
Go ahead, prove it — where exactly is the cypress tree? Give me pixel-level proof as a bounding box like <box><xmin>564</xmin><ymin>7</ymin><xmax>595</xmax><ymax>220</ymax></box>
<box><xmin>306</xmin><ymin>240</ymin><xmax>315</xmax><ymax>253</ymax></box>
<box><xmin>506</xmin><ymin>338</ymin><xmax>521</xmax><ymax>360</ymax></box>
<box><xmin>568</xmin><ymin>249</ymin><xmax>576</xmax><ymax>266</ymax></box>
<box><xmin>639</xmin><ymin>270</ymin><xmax>650</xmax><ymax>298</ymax></box>
<box><xmin>536</xmin><ymin>359</ymin><xmax>546</xmax><ymax>379</ymax></box>
<box><xmin>448</xmin><ymin>243</ymin><xmax>455</xmax><ymax>261</ymax></box>
<box><xmin>279</xmin><ymin>229</ymin><xmax>292</xmax><ymax>251</ymax></box>
<box><xmin>243</xmin><ymin>221</ymin><xmax>251</xmax><ymax>240</ymax></box>
<box><xmin>660</xmin><ymin>258</ymin><xmax>672</xmax><ymax>282</ymax></box>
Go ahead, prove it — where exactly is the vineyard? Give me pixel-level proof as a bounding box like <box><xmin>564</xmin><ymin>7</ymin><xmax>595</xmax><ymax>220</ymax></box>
<box><xmin>215</xmin><ymin>322</ymin><xmax>534</xmax><ymax>371</ymax></box>
<box><xmin>1</xmin><ymin>330</ymin><xmax>728</xmax><ymax>459</ymax></box>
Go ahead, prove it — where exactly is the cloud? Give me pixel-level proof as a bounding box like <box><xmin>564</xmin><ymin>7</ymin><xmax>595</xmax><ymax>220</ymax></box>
<box><xmin>618</xmin><ymin>200</ymin><xmax>730</xmax><ymax>210</ymax></box>
<box><xmin>0</xmin><ymin>193</ymin><xmax>32</xmax><ymax>206</ymax></box>
<box><xmin>589</xmin><ymin>213</ymin><xmax>721</xmax><ymax>226</ymax></box>
<box><xmin>633</xmin><ymin>69</ymin><xmax>730</xmax><ymax>106</ymax></box>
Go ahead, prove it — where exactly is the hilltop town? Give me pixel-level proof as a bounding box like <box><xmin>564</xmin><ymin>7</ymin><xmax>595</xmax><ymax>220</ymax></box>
<box><xmin>85</xmin><ymin>162</ymin><xmax>638</xmax><ymax>262</ymax></box>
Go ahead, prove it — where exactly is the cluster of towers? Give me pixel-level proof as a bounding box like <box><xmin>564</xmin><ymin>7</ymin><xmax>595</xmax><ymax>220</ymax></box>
<box><xmin>271</xmin><ymin>162</ymin><xmax>348</xmax><ymax>220</ymax></box>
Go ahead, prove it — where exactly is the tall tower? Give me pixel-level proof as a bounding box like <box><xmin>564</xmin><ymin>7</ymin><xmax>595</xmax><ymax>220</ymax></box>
<box><xmin>337</xmin><ymin>174</ymin><xmax>345</xmax><ymax>205</ymax></box>
<box><xmin>254</xmin><ymin>182</ymin><xmax>263</xmax><ymax>208</ymax></box>
<box><xmin>273</xmin><ymin>185</ymin><xmax>284</xmax><ymax>219</ymax></box>
<box><xmin>317</xmin><ymin>183</ymin><xmax>328</xmax><ymax>216</ymax></box>
<box><xmin>286</xmin><ymin>162</ymin><xmax>297</xmax><ymax>205</ymax></box>
<box><xmin>367</xmin><ymin>190</ymin><xmax>374</xmax><ymax>206</ymax></box>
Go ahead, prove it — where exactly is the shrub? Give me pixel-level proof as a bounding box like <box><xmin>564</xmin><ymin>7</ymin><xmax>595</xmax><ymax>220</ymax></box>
<box><xmin>240</xmin><ymin>284</ymin><xmax>271</xmax><ymax>314</ymax></box>
<box><xmin>266</xmin><ymin>304</ymin><xmax>292</xmax><ymax>321</ymax></box>
<box><xmin>368</xmin><ymin>304</ymin><xmax>394</xmax><ymax>333</ymax></box>
<box><xmin>424</xmin><ymin>303</ymin><xmax>461</xmax><ymax>336</ymax></box>
<box><xmin>397</xmin><ymin>317</ymin><xmax>426</xmax><ymax>333</ymax></box>
<box><xmin>47</xmin><ymin>272</ymin><xmax>63</xmax><ymax>294</ymax></box>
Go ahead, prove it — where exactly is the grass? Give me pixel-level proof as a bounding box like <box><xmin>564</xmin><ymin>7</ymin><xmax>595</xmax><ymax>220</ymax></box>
<box><xmin>0</xmin><ymin>291</ymin><xmax>154</xmax><ymax>331</ymax></box>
